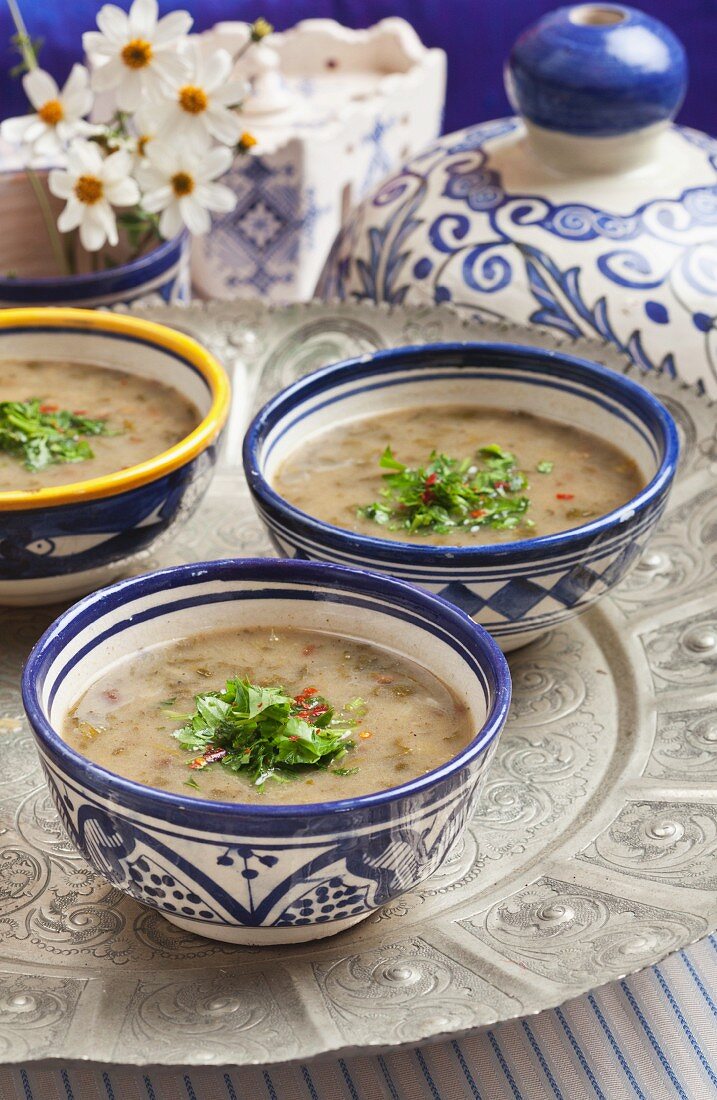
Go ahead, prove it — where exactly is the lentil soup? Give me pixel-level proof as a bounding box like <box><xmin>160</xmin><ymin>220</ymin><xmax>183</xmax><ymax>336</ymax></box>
<box><xmin>0</xmin><ymin>359</ymin><xmax>200</xmax><ymax>492</ymax></box>
<box><xmin>62</xmin><ymin>625</ymin><xmax>474</xmax><ymax>804</ymax></box>
<box><xmin>273</xmin><ymin>405</ymin><xmax>644</xmax><ymax>546</ymax></box>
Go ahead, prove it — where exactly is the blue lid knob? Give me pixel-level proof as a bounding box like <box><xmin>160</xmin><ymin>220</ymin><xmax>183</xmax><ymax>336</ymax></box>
<box><xmin>506</xmin><ymin>4</ymin><xmax>687</xmax><ymax>137</ymax></box>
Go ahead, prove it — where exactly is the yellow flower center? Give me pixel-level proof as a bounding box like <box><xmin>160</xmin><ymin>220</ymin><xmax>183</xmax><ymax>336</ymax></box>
<box><xmin>121</xmin><ymin>38</ymin><xmax>153</xmax><ymax>69</ymax></box>
<box><xmin>178</xmin><ymin>85</ymin><xmax>208</xmax><ymax>115</ymax></box>
<box><xmin>38</xmin><ymin>99</ymin><xmax>64</xmax><ymax>125</ymax></box>
<box><xmin>171</xmin><ymin>172</ymin><xmax>194</xmax><ymax>197</ymax></box>
<box><xmin>74</xmin><ymin>175</ymin><xmax>104</xmax><ymax>205</ymax></box>
<box><xmin>239</xmin><ymin>131</ymin><xmax>257</xmax><ymax>150</ymax></box>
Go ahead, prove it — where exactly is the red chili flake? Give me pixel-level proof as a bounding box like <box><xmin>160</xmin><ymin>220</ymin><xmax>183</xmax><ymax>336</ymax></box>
<box><xmin>103</xmin><ymin>689</ymin><xmax>119</xmax><ymax>702</ymax></box>
<box><xmin>302</xmin><ymin>644</ymin><xmax>316</xmax><ymax>656</ymax></box>
<box><xmin>294</xmin><ymin>686</ymin><xmax>318</xmax><ymax>704</ymax></box>
<box><xmin>289</xmin><ymin>735</ymin><xmax>299</xmax><ymax>741</ymax></box>
<box><xmin>556</xmin><ymin>493</ymin><xmax>575</xmax><ymax>500</ymax></box>
<box><xmin>494</xmin><ymin>480</ymin><xmax>509</xmax><ymax>490</ymax></box>
<box><xmin>189</xmin><ymin>756</ymin><xmax>206</xmax><ymax>770</ymax></box>
<box><xmin>203</xmin><ymin>748</ymin><xmax>227</xmax><ymax>765</ymax></box>
<box><xmin>425</xmin><ymin>473</ymin><xmax>438</xmax><ymax>486</ymax></box>
<box><xmin>421</xmin><ymin>489</ymin><xmax>434</xmax><ymax>504</ymax></box>
<box><xmin>39</xmin><ymin>403</ymin><xmax>58</xmax><ymax>414</ymax></box>
<box><xmin>470</xmin><ymin>509</ymin><xmax>487</xmax><ymax>519</ymax></box>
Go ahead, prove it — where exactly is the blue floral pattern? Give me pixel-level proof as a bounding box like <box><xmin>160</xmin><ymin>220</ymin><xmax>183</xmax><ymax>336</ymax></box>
<box><xmin>318</xmin><ymin>121</ymin><xmax>717</xmax><ymax>392</ymax></box>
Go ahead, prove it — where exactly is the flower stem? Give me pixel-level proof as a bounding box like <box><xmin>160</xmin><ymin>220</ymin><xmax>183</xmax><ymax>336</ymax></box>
<box><xmin>7</xmin><ymin>0</ymin><xmax>72</xmax><ymax>276</ymax></box>
<box><xmin>7</xmin><ymin>0</ymin><xmax>37</xmax><ymax>71</ymax></box>
<box><xmin>25</xmin><ymin>168</ymin><xmax>72</xmax><ymax>276</ymax></box>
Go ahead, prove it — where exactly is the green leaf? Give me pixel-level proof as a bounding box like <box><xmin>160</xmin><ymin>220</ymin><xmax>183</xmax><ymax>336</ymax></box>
<box><xmin>0</xmin><ymin>399</ymin><xmax>114</xmax><ymax>471</ymax></box>
<box><xmin>536</xmin><ymin>460</ymin><xmax>554</xmax><ymax>474</ymax></box>
<box><xmin>357</xmin><ymin>443</ymin><xmax>534</xmax><ymax>536</ymax></box>
<box><xmin>171</xmin><ymin>677</ymin><xmax>357</xmax><ymax>788</ymax></box>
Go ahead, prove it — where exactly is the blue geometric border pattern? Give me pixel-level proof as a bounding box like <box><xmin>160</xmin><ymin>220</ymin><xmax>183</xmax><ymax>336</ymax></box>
<box><xmin>42</xmin><ymin>754</ymin><xmax>487</xmax><ymax>929</ymax></box>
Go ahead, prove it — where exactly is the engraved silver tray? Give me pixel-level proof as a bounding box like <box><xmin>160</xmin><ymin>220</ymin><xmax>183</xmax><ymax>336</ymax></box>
<box><xmin>0</xmin><ymin>300</ymin><xmax>715</xmax><ymax>1067</ymax></box>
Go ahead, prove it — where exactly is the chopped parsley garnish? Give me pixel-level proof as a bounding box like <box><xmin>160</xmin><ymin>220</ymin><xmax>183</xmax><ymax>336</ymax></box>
<box><xmin>536</xmin><ymin>460</ymin><xmax>554</xmax><ymax>474</ymax></box>
<box><xmin>172</xmin><ymin>679</ymin><xmax>358</xmax><ymax>789</ymax></box>
<box><xmin>0</xmin><ymin>399</ymin><xmax>114</xmax><ymax>472</ymax></box>
<box><xmin>357</xmin><ymin>444</ymin><xmax>538</xmax><ymax>535</ymax></box>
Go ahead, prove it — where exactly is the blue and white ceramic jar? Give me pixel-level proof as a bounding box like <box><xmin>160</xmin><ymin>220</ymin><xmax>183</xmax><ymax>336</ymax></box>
<box><xmin>319</xmin><ymin>4</ymin><xmax>717</xmax><ymax>396</ymax></box>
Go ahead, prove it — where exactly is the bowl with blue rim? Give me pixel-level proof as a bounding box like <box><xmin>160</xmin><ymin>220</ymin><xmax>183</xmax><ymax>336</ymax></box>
<box><xmin>22</xmin><ymin>556</ymin><xmax>511</xmax><ymax>945</ymax></box>
<box><xmin>243</xmin><ymin>342</ymin><xmax>679</xmax><ymax>651</ymax></box>
<box><xmin>0</xmin><ymin>307</ymin><xmax>229</xmax><ymax>606</ymax></box>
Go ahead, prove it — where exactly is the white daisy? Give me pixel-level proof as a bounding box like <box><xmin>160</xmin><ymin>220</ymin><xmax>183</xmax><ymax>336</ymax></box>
<box><xmin>137</xmin><ymin>141</ymin><xmax>236</xmax><ymax>237</ymax></box>
<box><xmin>83</xmin><ymin>0</ymin><xmax>192</xmax><ymax>112</ymax></box>
<box><xmin>148</xmin><ymin>42</ymin><xmax>248</xmax><ymax>146</ymax></box>
<box><xmin>1</xmin><ymin>65</ymin><xmax>95</xmax><ymax>158</ymax></box>
<box><xmin>48</xmin><ymin>139</ymin><xmax>140</xmax><ymax>251</ymax></box>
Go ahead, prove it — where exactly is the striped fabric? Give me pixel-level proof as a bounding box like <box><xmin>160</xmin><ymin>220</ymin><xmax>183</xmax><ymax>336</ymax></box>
<box><xmin>4</xmin><ymin>934</ymin><xmax>717</xmax><ymax>1099</ymax></box>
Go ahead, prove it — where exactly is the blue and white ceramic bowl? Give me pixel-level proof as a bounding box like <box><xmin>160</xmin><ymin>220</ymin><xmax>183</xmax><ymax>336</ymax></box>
<box><xmin>22</xmin><ymin>557</ymin><xmax>511</xmax><ymax>945</ymax></box>
<box><xmin>0</xmin><ymin>308</ymin><xmax>230</xmax><ymax>606</ymax></box>
<box><xmin>244</xmin><ymin>342</ymin><xmax>679</xmax><ymax>650</ymax></box>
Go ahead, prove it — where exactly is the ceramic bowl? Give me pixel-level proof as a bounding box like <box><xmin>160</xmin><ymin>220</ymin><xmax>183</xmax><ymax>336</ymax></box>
<box><xmin>0</xmin><ymin>308</ymin><xmax>230</xmax><ymax>605</ymax></box>
<box><xmin>243</xmin><ymin>342</ymin><xmax>679</xmax><ymax>650</ymax></box>
<box><xmin>22</xmin><ymin>557</ymin><xmax>510</xmax><ymax>945</ymax></box>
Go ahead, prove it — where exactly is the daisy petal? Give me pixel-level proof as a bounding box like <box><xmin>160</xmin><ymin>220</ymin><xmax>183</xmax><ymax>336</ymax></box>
<box><xmin>23</xmin><ymin>69</ymin><xmax>59</xmax><ymax>110</ymax></box>
<box><xmin>114</xmin><ymin>73</ymin><xmax>144</xmax><ymax>111</ymax></box>
<box><xmin>82</xmin><ymin>31</ymin><xmax>117</xmax><ymax>58</ymax></box>
<box><xmin>197</xmin><ymin>144</ymin><xmax>233</xmax><ymax>181</ymax></box>
<box><xmin>213</xmin><ymin>79</ymin><xmax>250</xmax><ymax>106</ymax></box>
<box><xmin>106</xmin><ymin>177</ymin><xmax>140</xmax><ymax>206</ymax></box>
<box><xmin>179</xmin><ymin>195</ymin><xmax>210</xmax><ymax>234</ymax></box>
<box><xmin>0</xmin><ymin>115</ymin><xmax>35</xmax><ymax>144</ymax></box>
<box><xmin>151</xmin><ymin>51</ymin><xmax>189</xmax><ymax>83</ymax></box>
<box><xmin>102</xmin><ymin>149</ymin><xmax>132</xmax><ymax>182</ymax></box>
<box><xmin>95</xmin><ymin>4</ymin><xmax>130</xmax><ymax>43</ymax></box>
<box><xmin>91</xmin><ymin>201</ymin><xmax>119</xmax><ymax>246</ymax></box>
<box><xmin>202</xmin><ymin>50</ymin><xmax>232</xmax><ymax>92</ymax></box>
<box><xmin>205</xmin><ymin>107</ymin><xmax>242</xmax><ymax>146</ymax></box>
<box><xmin>128</xmin><ymin>0</ymin><xmax>158</xmax><ymax>39</ymax></box>
<box><xmin>57</xmin><ymin>198</ymin><xmax>85</xmax><ymax>232</ymax></box>
<box><xmin>48</xmin><ymin>169</ymin><xmax>74</xmax><ymax>199</ymax></box>
<box><xmin>196</xmin><ymin>181</ymin><xmax>236</xmax><ymax>213</ymax></box>
<box><xmin>141</xmin><ymin>184</ymin><xmax>173</xmax><ymax>212</ymax></box>
<box><xmin>62</xmin><ymin>63</ymin><xmax>90</xmax><ymax>97</ymax></box>
<box><xmin>153</xmin><ymin>9</ymin><xmax>193</xmax><ymax>45</ymax></box>
<box><xmin>159</xmin><ymin>202</ymin><xmax>183</xmax><ymax>239</ymax></box>
<box><xmin>32</xmin><ymin>130</ymin><xmax>63</xmax><ymax>157</ymax></box>
<box><xmin>67</xmin><ymin>139</ymin><xmax>103</xmax><ymax>174</ymax></box>
<box><xmin>144</xmin><ymin>141</ymin><xmax>178</xmax><ymax>176</ymax></box>
<box><xmin>79</xmin><ymin>216</ymin><xmax>108</xmax><ymax>252</ymax></box>
<box><xmin>90</xmin><ymin>57</ymin><xmax>124</xmax><ymax>93</ymax></box>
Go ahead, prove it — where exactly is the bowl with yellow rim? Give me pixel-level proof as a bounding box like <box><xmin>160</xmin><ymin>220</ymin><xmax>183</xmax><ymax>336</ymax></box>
<box><xmin>0</xmin><ymin>308</ymin><xmax>230</xmax><ymax>606</ymax></box>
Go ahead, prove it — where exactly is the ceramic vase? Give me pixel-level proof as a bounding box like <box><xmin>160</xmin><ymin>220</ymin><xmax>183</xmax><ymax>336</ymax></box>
<box><xmin>0</xmin><ymin>169</ymin><xmax>190</xmax><ymax>308</ymax></box>
<box><xmin>318</xmin><ymin>4</ymin><xmax>717</xmax><ymax>396</ymax></box>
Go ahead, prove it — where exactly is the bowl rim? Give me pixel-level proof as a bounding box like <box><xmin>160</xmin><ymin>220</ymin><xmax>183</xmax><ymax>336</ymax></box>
<box><xmin>243</xmin><ymin>341</ymin><xmax>679</xmax><ymax>566</ymax></box>
<box><xmin>0</xmin><ymin>307</ymin><xmax>231</xmax><ymax>512</ymax></box>
<box><xmin>21</xmin><ymin>557</ymin><xmax>512</xmax><ymax>821</ymax></box>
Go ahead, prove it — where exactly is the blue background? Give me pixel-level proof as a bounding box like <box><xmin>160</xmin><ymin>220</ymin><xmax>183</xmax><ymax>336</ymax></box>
<box><xmin>2</xmin><ymin>1</ymin><xmax>717</xmax><ymax>137</ymax></box>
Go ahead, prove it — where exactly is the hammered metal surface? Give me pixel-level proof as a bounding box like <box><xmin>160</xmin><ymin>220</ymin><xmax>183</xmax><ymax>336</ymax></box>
<box><xmin>0</xmin><ymin>300</ymin><xmax>714</xmax><ymax>1066</ymax></box>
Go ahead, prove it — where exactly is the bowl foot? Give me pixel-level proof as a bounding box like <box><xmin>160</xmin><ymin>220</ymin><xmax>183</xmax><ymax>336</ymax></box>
<box><xmin>162</xmin><ymin>908</ymin><xmax>373</xmax><ymax>945</ymax></box>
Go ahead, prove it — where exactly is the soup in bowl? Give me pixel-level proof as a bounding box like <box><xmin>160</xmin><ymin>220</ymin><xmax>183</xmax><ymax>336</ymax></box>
<box><xmin>0</xmin><ymin>307</ymin><xmax>229</xmax><ymax>605</ymax></box>
<box><xmin>22</xmin><ymin>558</ymin><xmax>510</xmax><ymax>944</ymax></box>
<box><xmin>244</xmin><ymin>343</ymin><xmax>679</xmax><ymax>650</ymax></box>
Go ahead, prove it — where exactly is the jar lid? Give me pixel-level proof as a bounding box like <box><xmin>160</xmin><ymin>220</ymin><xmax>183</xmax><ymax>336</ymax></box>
<box><xmin>506</xmin><ymin>4</ymin><xmax>687</xmax><ymax>137</ymax></box>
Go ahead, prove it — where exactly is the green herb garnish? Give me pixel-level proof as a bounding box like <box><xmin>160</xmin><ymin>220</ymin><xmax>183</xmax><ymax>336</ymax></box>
<box><xmin>536</xmin><ymin>460</ymin><xmax>554</xmax><ymax>474</ymax></box>
<box><xmin>173</xmin><ymin>679</ymin><xmax>358</xmax><ymax>788</ymax></box>
<box><xmin>0</xmin><ymin>399</ymin><xmax>113</xmax><ymax>472</ymax></box>
<box><xmin>357</xmin><ymin>444</ymin><xmax>535</xmax><ymax>535</ymax></box>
